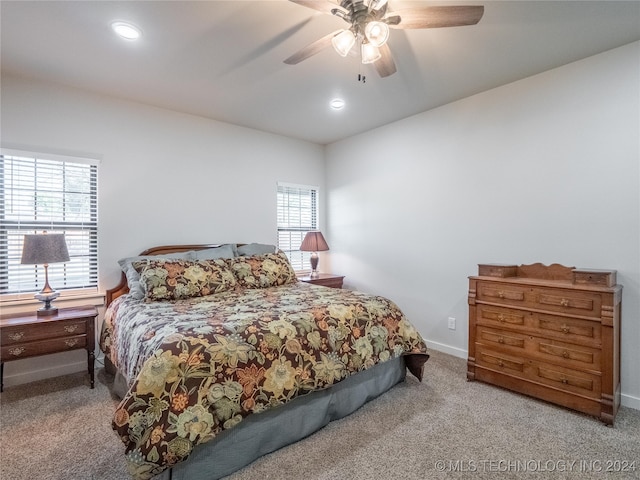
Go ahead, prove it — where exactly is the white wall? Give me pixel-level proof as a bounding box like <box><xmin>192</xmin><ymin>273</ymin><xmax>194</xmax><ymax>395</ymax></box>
<box><xmin>325</xmin><ymin>41</ymin><xmax>640</xmax><ymax>409</ymax></box>
<box><xmin>1</xmin><ymin>74</ymin><xmax>325</xmax><ymax>385</ymax></box>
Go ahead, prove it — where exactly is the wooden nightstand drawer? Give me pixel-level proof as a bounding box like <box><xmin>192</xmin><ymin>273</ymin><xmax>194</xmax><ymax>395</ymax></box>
<box><xmin>2</xmin><ymin>319</ymin><xmax>87</xmax><ymax>346</ymax></box>
<box><xmin>1</xmin><ymin>334</ymin><xmax>87</xmax><ymax>361</ymax></box>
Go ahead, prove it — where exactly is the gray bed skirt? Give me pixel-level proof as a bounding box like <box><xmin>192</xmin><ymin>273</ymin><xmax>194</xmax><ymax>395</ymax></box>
<box><xmin>108</xmin><ymin>356</ymin><xmax>408</xmax><ymax>480</ymax></box>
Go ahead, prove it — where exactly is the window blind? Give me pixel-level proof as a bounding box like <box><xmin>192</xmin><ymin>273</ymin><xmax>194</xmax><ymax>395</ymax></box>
<box><xmin>277</xmin><ymin>183</ymin><xmax>318</xmax><ymax>271</ymax></box>
<box><xmin>0</xmin><ymin>152</ymin><xmax>98</xmax><ymax>296</ymax></box>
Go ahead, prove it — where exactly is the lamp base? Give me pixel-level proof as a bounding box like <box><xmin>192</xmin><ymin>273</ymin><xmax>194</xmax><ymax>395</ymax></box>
<box><xmin>35</xmin><ymin>291</ymin><xmax>60</xmax><ymax>317</ymax></box>
<box><xmin>310</xmin><ymin>252</ymin><xmax>319</xmax><ymax>277</ymax></box>
<box><xmin>37</xmin><ymin>306</ymin><xmax>59</xmax><ymax>317</ymax></box>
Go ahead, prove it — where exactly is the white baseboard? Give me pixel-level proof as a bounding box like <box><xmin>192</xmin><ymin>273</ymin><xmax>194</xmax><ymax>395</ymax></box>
<box><xmin>424</xmin><ymin>339</ymin><xmax>467</xmax><ymax>359</ymax></box>
<box><xmin>3</xmin><ymin>360</ymin><xmax>87</xmax><ymax>388</ymax></box>
<box><xmin>621</xmin><ymin>393</ymin><xmax>640</xmax><ymax>410</ymax></box>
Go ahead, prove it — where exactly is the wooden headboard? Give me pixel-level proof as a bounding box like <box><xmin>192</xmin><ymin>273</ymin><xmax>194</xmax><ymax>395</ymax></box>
<box><xmin>105</xmin><ymin>243</ymin><xmax>237</xmax><ymax>307</ymax></box>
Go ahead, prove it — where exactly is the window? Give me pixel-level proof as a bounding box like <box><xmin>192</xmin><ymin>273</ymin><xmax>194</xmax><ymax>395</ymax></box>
<box><xmin>277</xmin><ymin>183</ymin><xmax>318</xmax><ymax>271</ymax></box>
<box><xmin>0</xmin><ymin>150</ymin><xmax>98</xmax><ymax>298</ymax></box>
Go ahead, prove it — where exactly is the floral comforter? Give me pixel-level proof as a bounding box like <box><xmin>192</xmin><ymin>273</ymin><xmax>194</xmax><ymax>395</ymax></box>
<box><xmin>100</xmin><ymin>282</ymin><xmax>428</xmax><ymax>479</ymax></box>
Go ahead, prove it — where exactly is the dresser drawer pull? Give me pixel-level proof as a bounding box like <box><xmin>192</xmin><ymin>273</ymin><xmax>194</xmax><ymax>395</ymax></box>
<box><xmin>560</xmin><ymin>325</ymin><xmax>570</xmax><ymax>334</ymax></box>
<box><xmin>498</xmin><ymin>360</ymin><xmax>504</xmax><ymax>367</ymax></box>
<box><xmin>64</xmin><ymin>339</ymin><xmax>79</xmax><ymax>348</ymax></box>
<box><xmin>9</xmin><ymin>347</ymin><xmax>25</xmax><ymax>357</ymax></box>
<box><xmin>497</xmin><ymin>291</ymin><xmax>505</xmax><ymax>298</ymax></box>
<box><xmin>8</xmin><ymin>332</ymin><xmax>25</xmax><ymax>341</ymax></box>
<box><xmin>562</xmin><ymin>350</ymin><xmax>570</xmax><ymax>358</ymax></box>
<box><xmin>64</xmin><ymin>325</ymin><xmax>79</xmax><ymax>333</ymax></box>
<box><xmin>560</xmin><ymin>298</ymin><xmax>570</xmax><ymax>307</ymax></box>
<box><xmin>561</xmin><ymin>378</ymin><xmax>568</xmax><ymax>384</ymax></box>
<box><xmin>498</xmin><ymin>314</ymin><xmax>506</xmax><ymax>323</ymax></box>
<box><xmin>498</xmin><ymin>337</ymin><xmax>505</xmax><ymax>344</ymax></box>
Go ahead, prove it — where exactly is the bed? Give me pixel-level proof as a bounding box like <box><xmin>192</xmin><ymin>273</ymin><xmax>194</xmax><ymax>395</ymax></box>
<box><xmin>100</xmin><ymin>244</ymin><xmax>429</xmax><ymax>480</ymax></box>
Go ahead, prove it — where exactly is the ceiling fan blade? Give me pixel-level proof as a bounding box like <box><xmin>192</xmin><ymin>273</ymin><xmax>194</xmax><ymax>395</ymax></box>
<box><xmin>289</xmin><ymin>0</ymin><xmax>341</xmax><ymax>15</ymax></box>
<box><xmin>284</xmin><ymin>30</ymin><xmax>342</xmax><ymax>65</ymax></box>
<box><xmin>374</xmin><ymin>43</ymin><xmax>396</xmax><ymax>78</ymax></box>
<box><xmin>384</xmin><ymin>15</ymin><xmax>401</xmax><ymax>26</ymax></box>
<box><xmin>389</xmin><ymin>5</ymin><xmax>484</xmax><ymax>29</ymax></box>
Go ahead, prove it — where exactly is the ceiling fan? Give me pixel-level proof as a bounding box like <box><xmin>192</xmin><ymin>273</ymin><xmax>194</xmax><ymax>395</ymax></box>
<box><xmin>284</xmin><ymin>0</ymin><xmax>484</xmax><ymax>78</ymax></box>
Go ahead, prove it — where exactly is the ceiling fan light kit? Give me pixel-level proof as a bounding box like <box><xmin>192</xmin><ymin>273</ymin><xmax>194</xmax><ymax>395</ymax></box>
<box><xmin>364</xmin><ymin>21</ymin><xmax>389</xmax><ymax>47</ymax></box>
<box><xmin>361</xmin><ymin>42</ymin><xmax>381</xmax><ymax>64</ymax></box>
<box><xmin>332</xmin><ymin>29</ymin><xmax>357</xmax><ymax>56</ymax></box>
<box><xmin>286</xmin><ymin>0</ymin><xmax>485</xmax><ymax>78</ymax></box>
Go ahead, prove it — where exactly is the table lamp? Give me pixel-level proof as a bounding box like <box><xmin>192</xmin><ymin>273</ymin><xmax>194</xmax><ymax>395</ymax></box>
<box><xmin>299</xmin><ymin>231</ymin><xmax>329</xmax><ymax>277</ymax></box>
<box><xmin>21</xmin><ymin>233</ymin><xmax>70</xmax><ymax>316</ymax></box>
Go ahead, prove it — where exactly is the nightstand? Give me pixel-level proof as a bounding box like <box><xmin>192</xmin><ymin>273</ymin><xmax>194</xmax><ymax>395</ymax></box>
<box><xmin>0</xmin><ymin>305</ymin><xmax>98</xmax><ymax>391</ymax></box>
<box><xmin>299</xmin><ymin>273</ymin><xmax>345</xmax><ymax>289</ymax></box>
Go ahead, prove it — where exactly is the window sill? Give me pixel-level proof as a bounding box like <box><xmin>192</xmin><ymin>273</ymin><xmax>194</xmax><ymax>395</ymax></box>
<box><xmin>0</xmin><ymin>291</ymin><xmax>105</xmax><ymax>316</ymax></box>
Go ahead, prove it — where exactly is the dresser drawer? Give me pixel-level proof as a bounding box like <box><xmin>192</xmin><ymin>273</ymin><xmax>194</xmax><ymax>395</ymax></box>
<box><xmin>476</xmin><ymin>281</ymin><xmax>602</xmax><ymax>318</ymax></box>
<box><xmin>1</xmin><ymin>334</ymin><xmax>87</xmax><ymax>361</ymax></box>
<box><xmin>475</xmin><ymin>345</ymin><xmax>601</xmax><ymax>400</ymax></box>
<box><xmin>535</xmin><ymin>338</ymin><xmax>601</xmax><ymax>373</ymax></box>
<box><xmin>475</xmin><ymin>346</ymin><xmax>526</xmax><ymax>376</ymax></box>
<box><xmin>476</xmin><ymin>282</ymin><xmax>527</xmax><ymax>306</ymax></box>
<box><xmin>476</xmin><ymin>305</ymin><xmax>526</xmax><ymax>329</ymax></box>
<box><xmin>535</xmin><ymin>287</ymin><xmax>601</xmax><ymax>317</ymax></box>
<box><xmin>476</xmin><ymin>325</ymin><xmax>601</xmax><ymax>373</ymax></box>
<box><xmin>475</xmin><ymin>305</ymin><xmax>602</xmax><ymax>348</ymax></box>
<box><xmin>536</xmin><ymin>313</ymin><xmax>601</xmax><ymax>346</ymax></box>
<box><xmin>532</xmin><ymin>362</ymin><xmax>601</xmax><ymax>400</ymax></box>
<box><xmin>477</xmin><ymin>326</ymin><xmax>526</xmax><ymax>351</ymax></box>
<box><xmin>1</xmin><ymin>319</ymin><xmax>87</xmax><ymax>346</ymax></box>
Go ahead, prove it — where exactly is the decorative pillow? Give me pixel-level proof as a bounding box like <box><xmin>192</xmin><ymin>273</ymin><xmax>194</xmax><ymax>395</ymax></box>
<box><xmin>118</xmin><ymin>251</ymin><xmax>195</xmax><ymax>300</ymax></box>
<box><xmin>229</xmin><ymin>251</ymin><xmax>297</xmax><ymax>288</ymax></box>
<box><xmin>132</xmin><ymin>259</ymin><xmax>236</xmax><ymax>301</ymax></box>
<box><xmin>192</xmin><ymin>244</ymin><xmax>236</xmax><ymax>260</ymax></box>
<box><xmin>236</xmin><ymin>243</ymin><xmax>276</xmax><ymax>256</ymax></box>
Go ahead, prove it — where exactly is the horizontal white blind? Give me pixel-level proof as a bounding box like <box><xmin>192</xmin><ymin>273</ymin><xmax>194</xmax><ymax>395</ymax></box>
<box><xmin>0</xmin><ymin>153</ymin><xmax>98</xmax><ymax>295</ymax></box>
<box><xmin>277</xmin><ymin>183</ymin><xmax>317</xmax><ymax>271</ymax></box>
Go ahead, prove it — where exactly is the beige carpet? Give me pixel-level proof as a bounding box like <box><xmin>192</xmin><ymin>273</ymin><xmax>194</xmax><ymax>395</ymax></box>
<box><xmin>1</xmin><ymin>350</ymin><xmax>638</xmax><ymax>480</ymax></box>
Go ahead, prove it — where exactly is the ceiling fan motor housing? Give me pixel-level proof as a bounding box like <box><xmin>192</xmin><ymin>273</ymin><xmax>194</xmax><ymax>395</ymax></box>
<box><xmin>338</xmin><ymin>0</ymin><xmax>376</xmax><ymax>36</ymax></box>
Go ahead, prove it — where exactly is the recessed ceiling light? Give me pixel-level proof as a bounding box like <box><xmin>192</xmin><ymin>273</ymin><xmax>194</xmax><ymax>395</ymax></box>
<box><xmin>330</xmin><ymin>98</ymin><xmax>345</xmax><ymax>110</ymax></box>
<box><xmin>111</xmin><ymin>22</ymin><xmax>142</xmax><ymax>40</ymax></box>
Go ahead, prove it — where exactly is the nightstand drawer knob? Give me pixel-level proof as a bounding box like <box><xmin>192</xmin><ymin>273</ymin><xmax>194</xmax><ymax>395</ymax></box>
<box><xmin>9</xmin><ymin>347</ymin><xmax>25</xmax><ymax>357</ymax></box>
<box><xmin>64</xmin><ymin>325</ymin><xmax>79</xmax><ymax>333</ymax></box>
<box><xmin>64</xmin><ymin>339</ymin><xmax>79</xmax><ymax>348</ymax></box>
<box><xmin>8</xmin><ymin>332</ymin><xmax>25</xmax><ymax>341</ymax></box>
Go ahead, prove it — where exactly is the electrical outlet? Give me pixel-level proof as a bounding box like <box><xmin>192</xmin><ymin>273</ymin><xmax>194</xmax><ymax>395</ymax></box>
<box><xmin>448</xmin><ymin>317</ymin><xmax>456</xmax><ymax>330</ymax></box>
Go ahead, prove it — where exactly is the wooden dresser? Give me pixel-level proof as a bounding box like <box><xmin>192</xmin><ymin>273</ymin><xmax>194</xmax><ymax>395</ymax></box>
<box><xmin>467</xmin><ymin>263</ymin><xmax>622</xmax><ymax>425</ymax></box>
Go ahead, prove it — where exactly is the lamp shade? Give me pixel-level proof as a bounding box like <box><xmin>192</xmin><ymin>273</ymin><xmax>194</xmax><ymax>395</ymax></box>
<box><xmin>299</xmin><ymin>231</ymin><xmax>330</xmax><ymax>252</ymax></box>
<box><xmin>21</xmin><ymin>234</ymin><xmax>70</xmax><ymax>265</ymax></box>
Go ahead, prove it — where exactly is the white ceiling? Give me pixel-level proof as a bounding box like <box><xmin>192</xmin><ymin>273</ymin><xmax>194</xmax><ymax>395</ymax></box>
<box><xmin>2</xmin><ymin>1</ymin><xmax>639</xmax><ymax>145</ymax></box>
